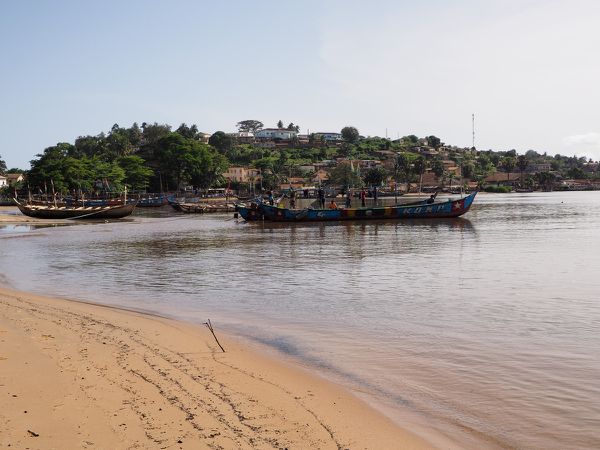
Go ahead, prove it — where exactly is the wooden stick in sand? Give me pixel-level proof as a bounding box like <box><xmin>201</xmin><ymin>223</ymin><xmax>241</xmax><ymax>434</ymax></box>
<box><xmin>204</xmin><ymin>319</ymin><xmax>225</xmax><ymax>352</ymax></box>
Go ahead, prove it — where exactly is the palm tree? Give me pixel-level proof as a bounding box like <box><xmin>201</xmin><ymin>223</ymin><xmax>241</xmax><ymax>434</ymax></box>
<box><xmin>413</xmin><ymin>156</ymin><xmax>426</xmax><ymax>195</ymax></box>
<box><xmin>516</xmin><ymin>155</ymin><xmax>529</xmax><ymax>186</ymax></box>
<box><xmin>396</xmin><ymin>153</ymin><xmax>412</xmax><ymax>193</ymax></box>
<box><xmin>501</xmin><ymin>156</ymin><xmax>516</xmax><ymax>182</ymax></box>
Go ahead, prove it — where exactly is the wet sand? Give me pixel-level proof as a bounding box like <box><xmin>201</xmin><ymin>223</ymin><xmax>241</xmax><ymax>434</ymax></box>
<box><xmin>0</xmin><ymin>206</ymin><xmax>61</xmax><ymax>225</ymax></box>
<box><xmin>0</xmin><ymin>287</ymin><xmax>432</xmax><ymax>449</ymax></box>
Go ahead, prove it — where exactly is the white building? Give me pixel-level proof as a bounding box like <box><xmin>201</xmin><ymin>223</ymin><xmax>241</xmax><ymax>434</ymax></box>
<box><xmin>255</xmin><ymin>128</ymin><xmax>297</xmax><ymax>140</ymax></box>
<box><xmin>227</xmin><ymin>131</ymin><xmax>255</xmax><ymax>143</ymax></box>
<box><xmin>314</xmin><ymin>132</ymin><xmax>343</xmax><ymax>142</ymax></box>
<box><xmin>0</xmin><ymin>175</ymin><xmax>6</xmax><ymax>187</ymax></box>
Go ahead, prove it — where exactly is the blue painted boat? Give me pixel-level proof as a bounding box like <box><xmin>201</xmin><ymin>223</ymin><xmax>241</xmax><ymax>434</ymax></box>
<box><xmin>137</xmin><ymin>194</ymin><xmax>169</xmax><ymax>207</ymax></box>
<box><xmin>236</xmin><ymin>192</ymin><xmax>477</xmax><ymax>222</ymax></box>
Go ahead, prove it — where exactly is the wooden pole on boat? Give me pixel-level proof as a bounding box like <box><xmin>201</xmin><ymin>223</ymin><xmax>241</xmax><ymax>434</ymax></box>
<box><xmin>51</xmin><ymin>180</ymin><xmax>57</xmax><ymax>208</ymax></box>
<box><xmin>204</xmin><ymin>319</ymin><xmax>225</xmax><ymax>352</ymax></box>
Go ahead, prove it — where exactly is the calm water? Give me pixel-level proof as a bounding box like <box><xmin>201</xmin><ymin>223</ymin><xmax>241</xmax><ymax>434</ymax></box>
<box><xmin>1</xmin><ymin>192</ymin><xmax>599</xmax><ymax>449</ymax></box>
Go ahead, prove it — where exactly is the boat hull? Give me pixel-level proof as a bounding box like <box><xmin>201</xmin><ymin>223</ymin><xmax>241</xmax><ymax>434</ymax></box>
<box><xmin>236</xmin><ymin>192</ymin><xmax>477</xmax><ymax>222</ymax></box>
<box><xmin>15</xmin><ymin>201</ymin><xmax>137</xmax><ymax>219</ymax></box>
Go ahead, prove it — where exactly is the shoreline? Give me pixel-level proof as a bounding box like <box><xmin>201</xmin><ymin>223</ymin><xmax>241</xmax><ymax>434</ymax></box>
<box><xmin>0</xmin><ymin>286</ymin><xmax>435</xmax><ymax>449</ymax></box>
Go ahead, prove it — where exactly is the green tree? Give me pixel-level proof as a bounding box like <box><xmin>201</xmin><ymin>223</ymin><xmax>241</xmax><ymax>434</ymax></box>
<box><xmin>567</xmin><ymin>166</ymin><xmax>586</xmax><ymax>179</ymax></box>
<box><xmin>341</xmin><ymin>126</ymin><xmax>360</xmax><ymax>144</ymax></box>
<box><xmin>432</xmin><ymin>159</ymin><xmax>445</xmax><ymax>179</ymax></box>
<box><xmin>536</xmin><ymin>171</ymin><xmax>556</xmax><ymax>191</ymax></box>
<box><xmin>141</xmin><ymin>122</ymin><xmax>172</xmax><ymax>145</ymax></box>
<box><xmin>426</xmin><ymin>135</ymin><xmax>441</xmax><ymax>149</ymax></box>
<box><xmin>236</xmin><ymin>120</ymin><xmax>263</xmax><ymax>133</ymax></box>
<box><xmin>186</xmin><ymin>145</ymin><xmax>229</xmax><ymax>190</ymax></box>
<box><xmin>402</xmin><ymin>135</ymin><xmax>419</xmax><ymax>145</ymax></box>
<box><xmin>516</xmin><ymin>155</ymin><xmax>529</xmax><ymax>185</ymax></box>
<box><xmin>128</xmin><ymin>122</ymin><xmax>143</xmax><ymax>147</ymax></box>
<box><xmin>118</xmin><ymin>155</ymin><xmax>154</xmax><ymax>191</ymax></box>
<box><xmin>328</xmin><ymin>162</ymin><xmax>363</xmax><ymax>188</ymax></box>
<box><xmin>363</xmin><ymin>167</ymin><xmax>387</xmax><ymax>187</ymax></box>
<box><xmin>277</xmin><ymin>120</ymin><xmax>284</xmax><ymax>129</ymax></box>
<box><xmin>462</xmin><ymin>162</ymin><xmax>475</xmax><ymax>179</ymax></box>
<box><xmin>176</xmin><ymin>123</ymin><xmax>199</xmax><ymax>139</ymax></box>
<box><xmin>395</xmin><ymin>153</ymin><xmax>413</xmax><ymax>192</ymax></box>
<box><xmin>412</xmin><ymin>156</ymin><xmax>427</xmax><ymax>190</ymax></box>
<box><xmin>105</xmin><ymin>124</ymin><xmax>134</xmax><ymax>160</ymax></box>
<box><xmin>287</xmin><ymin>122</ymin><xmax>300</xmax><ymax>132</ymax></box>
<box><xmin>0</xmin><ymin>154</ymin><xmax>6</xmax><ymax>175</ymax></box>
<box><xmin>338</xmin><ymin>142</ymin><xmax>354</xmax><ymax>158</ymax></box>
<box><xmin>27</xmin><ymin>143</ymin><xmax>76</xmax><ymax>192</ymax></box>
<box><xmin>208</xmin><ymin>131</ymin><xmax>233</xmax><ymax>153</ymax></box>
<box><xmin>74</xmin><ymin>134</ymin><xmax>107</xmax><ymax>158</ymax></box>
<box><xmin>501</xmin><ymin>156</ymin><xmax>516</xmax><ymax>181</ymax></box>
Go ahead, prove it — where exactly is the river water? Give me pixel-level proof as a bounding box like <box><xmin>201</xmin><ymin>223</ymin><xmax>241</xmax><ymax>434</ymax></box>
<box><xmin>1</xmin><ymin>192</ymin><xmax>599</xmax><ymax>449</ymax></box>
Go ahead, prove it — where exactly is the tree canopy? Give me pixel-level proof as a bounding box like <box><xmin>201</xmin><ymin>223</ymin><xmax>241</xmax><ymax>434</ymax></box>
<box><xmin>208</xmin><ymin>131</ymin><xmax>233</xmax><ymax>153</ymax></box>
<box><xmin>341</xmin><ymin>126</ymin><xmax>360</xmax><ymax>143</ymax></box>
<box><xmin>236</xmin><ymin>120</ymin><xmax>263</xmax><ymax>133</ymax></box>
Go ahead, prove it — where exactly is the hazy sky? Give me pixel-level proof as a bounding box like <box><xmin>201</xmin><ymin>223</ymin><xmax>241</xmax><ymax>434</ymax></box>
<box><xmin>2</xmin><ymin>0</ymin><xmax>600</xmax><ymax>169</ymax></box>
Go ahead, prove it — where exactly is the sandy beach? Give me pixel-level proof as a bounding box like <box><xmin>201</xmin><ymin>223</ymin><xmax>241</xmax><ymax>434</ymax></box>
<box><xmin>0</xmin><ymin>287</ymin><xmax>432</xmax><ymax>449</ymax></box>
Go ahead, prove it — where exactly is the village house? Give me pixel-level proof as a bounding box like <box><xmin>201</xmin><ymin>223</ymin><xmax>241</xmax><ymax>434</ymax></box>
<box><xmin>222</xmin><ymin>166</ymin><xmax>262</xmax><ymax>184</ymax></box>
<box><xmin>6</xmin><ymin>173</ymin><xmax>24</xmax><ymax>186</ymax></box>
<box><xmin>279</xmin><ymin>177</ymin><xmax>306</xmax><ymax>190</ymax></box>
<box><xmin>560</xmin><ymin>178</ymin><xmax>600</xmax><ymax>190</ymax></box>
<box><xmin>441</xmin><ymin>160</ymin><xmax>461</xmax><ymax>177</ymax></box>
<box><xmin>484</xmin><ymin>172</ymin><xmax>521</xmax><ymax>186</ymax></box>
<box><xmin>314</xmin><ymin>132</ymin><xmax>343</xmax><ymax>142</ymax></box>
<box><xmin>197</xmin><ymin>132</ymin><xmax>211</xmax><ymax>144</ymax></box>
<box><xmin>526</xmin><ymin>163</ymin><xmax>551</xmax><ymax>173</ymax></box>
<box><xmin>312</xmin><ymin>169</ymin><xmax>330</xmax><ymax>184</ymax></box>
<box><xmin>0</xmin><ymin>175</ymin><xmax>7</xmax><ymax>187</ymax></box>
<box><xmin>297</xmin><ymin>134</ymin><xmax>310</xmax><ymax>145</ymax></box>
<box><xmin>227</xmin><ymin>132</ymin><xmax>255</xmax><ymax>143</ymax></box>
<box><xmin>255</xmin><ymin>128</ymin><xmax>297</xmax><ymax>141</ymax></box>
<box><xmin>297</xmin><ymin>164</ymin><xmax>316</xmax><ymax>174</ymax></box>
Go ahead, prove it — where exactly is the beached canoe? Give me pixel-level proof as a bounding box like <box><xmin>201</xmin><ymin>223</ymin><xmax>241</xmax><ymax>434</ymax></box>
<box><xmin>236</xmin><ymin>192</ymin><xmax>477</xmax><ymax>222</ymax></box>
<box><xmin>14</xmin><ymin>199</ymin><xmax>137</xmax><ymax>219</ymax></box>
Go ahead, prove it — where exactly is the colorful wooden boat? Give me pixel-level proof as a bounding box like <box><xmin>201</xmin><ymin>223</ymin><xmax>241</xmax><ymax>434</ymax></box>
<box><xmin>14</xmin><ymin>199</ymin><xmax>137</xmax><ymax>219</ymax></box>
<box><xmin>236</xmin><ymin>192</ymin><xmax>477</xmax><ymax>222</ymax></box>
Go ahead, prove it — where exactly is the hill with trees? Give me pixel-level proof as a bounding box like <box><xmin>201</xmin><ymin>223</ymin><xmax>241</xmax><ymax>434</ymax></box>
<box><xmin>2</xmin><ymin>121</ymin><xmax>599</xmax><ymax>197</ymax></box>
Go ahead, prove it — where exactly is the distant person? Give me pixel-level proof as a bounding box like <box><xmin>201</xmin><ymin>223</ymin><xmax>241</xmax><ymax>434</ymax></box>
<box><xmin>360</xmin><ymin>189</ymin><xmax>366</xmax><ymax>207</ymax></box>
<box><xmin>303</xmin><ymin>188</ymin><xmax>309</xmax><ymax>199</ymax></box>
<box><xmin>329</xmin><ymin>199</ymin><xmax>338</xmax><ymax>209</ymax></box>
<box><xmin>289</xmin><ymin>188</ymin><xmax>296</xmax><ymax>209</ymax></box>
<box><xmin>318</xmin><ymin>188</ymin><xmax>325</xmax><ymax>209</ymax></box>
<box><xmin>427</xmin><ymin>192</ymin><xmax>437</xmax><ymax>204</ymax></box>
<box><xmin>373</xmin><ymin>186</ymin><xmax>378</xmax><ymax>205</ymax></box>
<box><xmin>268</xmin><ymin>191</ymin><xmax>274</xmax><ymax>206</ymax></box>
<box><xmin>345</xmin><ymin>190</ymin><xmax>352</xmax><ymax>208</ymax></box>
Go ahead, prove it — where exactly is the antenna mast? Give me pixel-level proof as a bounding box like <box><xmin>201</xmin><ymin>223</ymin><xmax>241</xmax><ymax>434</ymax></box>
<box><xmin>472</xmin><ymin>113</ymin><xmax>475</xmax><ymax>149</ymax></box>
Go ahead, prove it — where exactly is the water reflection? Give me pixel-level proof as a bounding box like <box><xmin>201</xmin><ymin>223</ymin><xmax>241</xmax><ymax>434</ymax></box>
<box><xmin>0</xmin><ymin>193</ymin><xmax>599</xmax><ymax>449</ymax></box>
<box><xmin>0</xmin><ymin>224</ymin><xmax>63</xmax><ymax>234</ymax></box>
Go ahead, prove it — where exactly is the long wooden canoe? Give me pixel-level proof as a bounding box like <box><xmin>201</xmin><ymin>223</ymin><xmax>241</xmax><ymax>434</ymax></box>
<box><xmin>14</xmin><ymin>200</ymin><xmax>137</xmax><ymax>219</ymax></box>
<box><xmin>236</xmin><ymin>192</ymin><xmax>477</xmax><ymax>222</ymax></box>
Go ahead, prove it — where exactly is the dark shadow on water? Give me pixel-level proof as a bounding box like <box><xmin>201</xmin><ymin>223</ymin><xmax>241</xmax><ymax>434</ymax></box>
<box><xmin>242</xmin><ymin>217</ymin><xmax>475</xmax><ymax>233</ymax></box>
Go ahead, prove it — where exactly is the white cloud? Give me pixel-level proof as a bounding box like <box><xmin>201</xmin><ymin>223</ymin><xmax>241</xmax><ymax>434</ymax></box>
<box><xmin>563</xmin><ymin>133</ymin><xmax>600</xmax><ymax>160</ymax></box>
<box><xmin>314</xmin><ymin>1</ymin><xmax>600</xmax><ymax>157</ymax></box>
